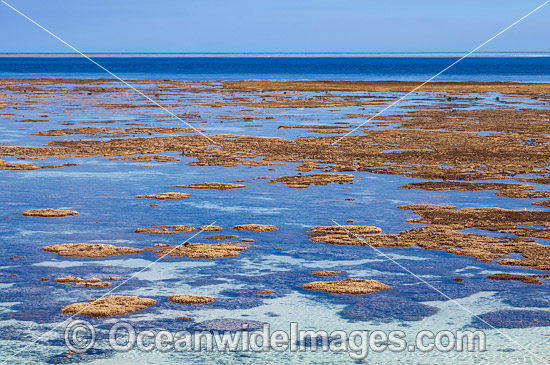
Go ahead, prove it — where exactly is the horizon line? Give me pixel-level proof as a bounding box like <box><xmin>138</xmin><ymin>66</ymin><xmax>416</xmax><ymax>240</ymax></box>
<box><xmin>0</xmin><ymin>51</ymin><xmax>549</xmax><ymax>57</ymax></box>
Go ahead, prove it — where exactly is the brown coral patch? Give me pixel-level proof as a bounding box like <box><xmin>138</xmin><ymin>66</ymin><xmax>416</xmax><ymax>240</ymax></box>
<box><xmin>398</xmin><ymin>204</ymin><xmax>550</xmax><ymax>239</ymax></box>
<box><xmin>136</xmin><ymin>192</ymin><xmax>190</xmax><ymax>200</ymax></box>
<box><xmin>230</xmin><ymin>224</ymin><xmax>278</xmax><ymax>232</ymax></box>
<box><xmin>400</xmin><ymin>181</ymin><xmax>533</xmax><ymax>193</ymax></box>
<box><xmin>496</xmin><ymin>191</ymin><xmax>550</xmax><ymax>199</ymax></box>
<box><xmin>307</xmin><ymin>225</ymin><xmax>383</xmax><ymax>245</ymax></box>
<box><xmin>204</xmin><ymin>235</ymin><xmax>239</xmax><ymax>240</ymax></box>
<box><xmin>32</xmin><ymin>127</ymin><xmax>203</xmax><ymax>137</ymax></box>
<box><xmin>168</xmin><ymin>295</ymin><xmax>215</xmax><ymax>304</ymax></box>
<box><xmin>198</xmin><ymin>225</ymin><xmax>223</xmax><ymax>232</ymax></box>
<box><xmin>302</xmin><ymin>278</ymin><xmax>392</xmax><ymax>295</ymax></box>
<box><xmin>196</xmin><ymin>98</ymin><xmax>387</xmax><ymax>108</ymax></box>
<box><xmin>390</xmin><ymin>108</ymin><xmax>550</xmax><ymax>135</ymax></box>
<box><xmin>278</xmin><ymin>124</ymin><xmax>353</xmax><ymax>130</ymax></box>
<box><xmin>219</xmin><ymin>80</ymin><xmax>550</xmax><ymax>95</ymax></box>
<box><xmin>54</xmin><ymin>276</ymin><xmax>111</xmax><ymax>288</ymax></box>
<box><xmin>60</xmin><ymin>295</ymin><xmax>156</xmax><ymax>317</ymax></box>
<box><xmin>3</xmin><ymin>120</ymin><xmax>550</xmax><ymax>183</ymax></box>
<box><xmin>311</xmin><ymin>270</ymin><xmax>341</xmax><ymax>277</ymax></box>
<box><xmin>109</xmin><ymin>155</ymin><xmax>180</xmax><ymax>162</ymax></box>
<box><xmin>310</xmin><ymin>210</ymin><xmax>550</xmax><ymax>271</ymax></box>
<box><xmin>269</xmin><ymin>174</ymin><xmax>354</xmax><ymax>188</ymax></box>
<box><xmin>172</xmin><ymin>182</ymin><xmax>245</xmax><ymax>190</ymax></box>
<box><xmin>42</xmin><ymin>243</ymin><xmax>145</xmax><ymax>258</ymax></box>
<box><xmin>1</xmin><ymin>159</ymin><xmax>40</xmax><ymax>170</ymax></box>
<box><xmin>21</xmin><ymin>209</ymin><xmax>79</xmax><ymax>217</ymax></box>
<box><xmin>486</xmin><ymin>273</ymin><xmax>550</xmax><ymax>285</ymax></box>
<box><xmin>135</xmin><ymin>225</ymin><xmax>196</xmax><ymax>234</ymax></box>
<box><xmin>257</xmin><ymin>289</ymin><xmax>273</xmax><ymax>294</ymax></box>
<box><xmin>149</xmin><ymin>242</ymin><xmax>247</xmax><ymax>259</ymax></box>
<box><xmin>308</xmin><ymin>225</ymin><xmax>382</xmax><ymax>237</ymax></box>
<box><xmin>306</xmin><ymin>129</ymin><xmax>354</xmax><ymax>134</ymax></box>
<box><xmin>0</xmin><ymin>160</ymin><xmax>77</xmax><ymax>171</ymax></box>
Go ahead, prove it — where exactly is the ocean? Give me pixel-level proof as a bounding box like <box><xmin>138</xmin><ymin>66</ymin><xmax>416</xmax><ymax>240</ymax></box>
<box><xmin>1</xmin><ymin>54</ymin><xmax>550</xmax><ymax>81</ymax></box>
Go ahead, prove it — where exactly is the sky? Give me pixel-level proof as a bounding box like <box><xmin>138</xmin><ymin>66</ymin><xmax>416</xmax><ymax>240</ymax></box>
<box><xmin>1</xmin><ymin>0</ymin><xmax>548</xmax><ymax>53</ymax></box>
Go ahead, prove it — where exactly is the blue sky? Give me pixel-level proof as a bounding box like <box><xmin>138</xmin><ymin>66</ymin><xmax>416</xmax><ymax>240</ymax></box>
<box><xmin>1</xmin><ymin>0</ymin><xmax>548</xmax><ymax>53</ymax></box>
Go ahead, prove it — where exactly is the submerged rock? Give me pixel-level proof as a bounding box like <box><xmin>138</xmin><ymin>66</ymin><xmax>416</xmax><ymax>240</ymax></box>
<box><xmin>476</xmin><ymin>310</ymin><xmax>550</xmax><ymax>328</ymax></box>
<box><xmin>343</xmin><ymin>296</ymin><xmax>439</xmax><ymax>322</ymax></box>
<box><xmin>193</xmin><ymin>319</ymin><xmax>264</xmax><ymax>332</ymax></box>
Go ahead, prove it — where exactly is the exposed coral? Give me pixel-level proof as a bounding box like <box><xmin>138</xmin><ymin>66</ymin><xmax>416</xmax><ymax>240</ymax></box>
<box><xmin>311</xmin><ymin>270</ymin><xmax>341</xmax><ymax>277</ymax></box>
<box><xmin>486</xmin><ymin>273</ymin><xmax>550</xmax><ymax>285</ymax></box>
<box><xmin>278</xmin><ymin>124</ymin><xmax>353</xmax><ymax>130</ymax></box>
<box><xmin>33</xmin><ymin>127</ymin><xmax>202</xmax><ymax>137</ymax></box>
<box><xmin>307</xmin><ymin>208</ymin><xmax>550</xmax><ymax>271</ymax></box>
<box><xmin>1</xmin><ymin>159</ymin><xmax>40</xmax><ymax>170</ymax></box>
<box><xmin>307</xmin><ymin>225</ymin><xmax>382</xmax><ymax>245</ymax></box>
<box><xmin>42</xmin><ymin>243</ymin><xmax>145</xmax><ymax>258</ymax></box>
<box><xmin>204</xmin><ymin>235</ymin><xmax>239</xmax><ymax>240</ymax></box>
<box><xmin>135</xmin><ymin>225</ymin><xmax>196</xmax><ymax>234</ymax></box>
<box><xmin>302</xmin><ymin>278</ymin><xmax>392</xmax><ymax>295</ymax></box>
<box><xmin>220</xmin><ymin>80</ymin><xmax>550</xmax><ymax>95</ymax></box>
<box><xmin>168</xmin><ymin>295</ymin><xmax>215</xmax><ymax>304</ymax></box>
<box><xmin>230</xmin><ymin>224</ymin><xmax>278</xmax><ymax>232</ymax></box>
<box><xmin>54</xmin><ymin>276</ymin><xmax>111</xmax><ymax>288</ymax></box>
<box><xmin>60</xmin><ymin>296</ymin><xmax>156</xmax><ymax>317</ymax></box>
<box><xmin>257</xmin><ymin>289</ymin><xmax>273</xmax><ymax>294</ymax></box>
<box><xmin>172</xmin><ymin>182</ymin><xmax>245</xmax><ymax>190</ymax></box>
<box><xmin>21</xmin><ymin>209</ymin><xmax>78</xmax><ymax>217</ymax></box>
<box><xmin>196</xmin><ymin>98</ymin><xmax>387</xmax><ymax>108</ymax></box>
<box><xmin>109</xmin><ymin>155</ymin><xmax>180</xmax><ymax>162</ymax></box>
<box><xmin>198</xmin><ymin>225</ymin><xmax>223</xmax><ymax>232</ymax></box>
<box><xmin>400</xmin><ymin>181</ymin><xmax>533</xmax><ymax>193</ymax></box>
<box><xmin>533</xmin><ymin>200</ymin><xmax>550</xmax><ymax>207</ymax></box>
<box><xmin>399</xmin><ymin>204</ymin><xmax>550</xmax><ymax>239</ymax></box>
<box><xmin>149</xmin><ymin>242</ymin><xmax>247</xmax><ymax>259</ymax></box>
<box><xmin>136</xmin><ymin>192</ymin><xmax>190</xmax><ymax>200</ymax></box>
<box><xmin>269</xmin><ymin>174</ymin><xmax>354</xmax><ymax>188</ymax></box>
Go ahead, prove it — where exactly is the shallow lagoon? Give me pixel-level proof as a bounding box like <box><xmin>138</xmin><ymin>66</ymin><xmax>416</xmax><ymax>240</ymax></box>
<box><xmin>0</xmin><ymin>74</ymin><xmax>550</xmax><ymax>363</ymax></box>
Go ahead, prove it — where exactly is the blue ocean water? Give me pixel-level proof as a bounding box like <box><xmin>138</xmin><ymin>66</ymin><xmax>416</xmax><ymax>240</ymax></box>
<box><xmin>0</xmin><ymin>55</ymin><xmax>550</xmax><ymax>81</ymax></box>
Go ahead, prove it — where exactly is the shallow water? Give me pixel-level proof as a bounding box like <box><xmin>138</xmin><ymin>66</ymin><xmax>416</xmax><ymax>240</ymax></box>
<box><xmin>1</xmin><ymin>60</ymin><xmax>550</xmax><ymax>363</ymax></box>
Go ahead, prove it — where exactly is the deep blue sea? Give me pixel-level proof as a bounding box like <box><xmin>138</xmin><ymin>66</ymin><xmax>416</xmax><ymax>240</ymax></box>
<box><xmin>1</xmin><ymin>55</ymin><xmax>550</xmax><ymax>81</ymax></box>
